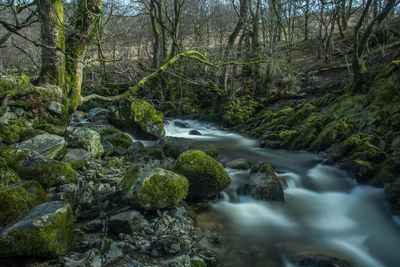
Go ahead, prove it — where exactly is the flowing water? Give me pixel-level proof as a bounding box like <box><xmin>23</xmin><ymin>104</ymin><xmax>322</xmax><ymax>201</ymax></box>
<box><xmin>164</xmin><ymin>119</ymin><xmax>400</xmax><ymax>267</ymax></box>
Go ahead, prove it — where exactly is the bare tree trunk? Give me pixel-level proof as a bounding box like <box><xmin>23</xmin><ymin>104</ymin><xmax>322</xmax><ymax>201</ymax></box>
<box><xmin>221</xmin><ymin>0</ymin><xmax>249</xmax><ymax>91</ymax></box>
<box><xmin>149</xmin><ymin>0</ymin><xmax>161</xmax><ymax>69</ymax></box>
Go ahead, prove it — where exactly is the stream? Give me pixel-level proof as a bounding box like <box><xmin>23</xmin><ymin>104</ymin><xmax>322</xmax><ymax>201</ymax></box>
<box><xmin>163</xmin><ymin>119</ymin><xmax>400</xmax><ymax>267</ymax></box>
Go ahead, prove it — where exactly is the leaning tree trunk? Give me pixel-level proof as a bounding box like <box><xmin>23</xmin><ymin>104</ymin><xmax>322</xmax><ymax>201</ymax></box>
<box><xmin>65</xmin><ymin>0</ymin><xmax>102</xmax><ymax>112</ymax></box>
<box><xmin>36</xmin><ymin>0</ymin><xmax>65</xmax><ymax>86</ymax></box>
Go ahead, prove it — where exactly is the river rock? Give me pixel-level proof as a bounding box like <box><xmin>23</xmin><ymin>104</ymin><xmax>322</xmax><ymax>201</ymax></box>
<box><xmin>173</xmin><ymin>121</ymin><xmax>189</xmax><ymax>128</ymax></box>
<box><xmin>13</xmin><ymin>134</ymin><xmax>66</xmax><ymax>159</ymax></box>
<box><xmin>66</xmin><ymin>127</ymin><xmax>104</xmax><ymax>158</ymax></box>
<box><xmin>15</xmin><ymin>150</ymin><xmax>76</xmax><ymax>188</ymax></box>
<box><xmin>107</xmin><ymin>99</ymin><xmax>165</xmax><ymax>140</ymax></box>
<box><xmin>225</xmin><ymin>159</ymin><xmax>250</xmax><ymax>169</ymax></box>
<box><xmin>157</xmin><ymin>137</ymin><xmax>219</xmax><ymax>158</ymax></box>
<box><xmin>385</xmin><ymin>179</ymin><xmax>400</xmax><ymax>215</ymax></box>
<box><xmin>293</xmin><ymin>253</ymin><xmax>351</xmax><ymax>267</ymax></box>
<box><xmin>0</xmin><ymin>201</ymin><xmax>74</xmax><ymax>257</ymax></box>
<box><xmin>63</xmin><ymin>148</ymin><xmax>91</xmax><ymax>169</ymax></box>
<box><xmin>189</xmin><ymin>130</ymin><xmax>202</xmax><ymax>135</ymax></box>
<box><xmin>173</xmin><ymin>150</ymin><xmax>231</xmax><ymax>199</ymax></box>
<box><xmin>244</xmin><ymin>161</ymin><xmax>284</xmax><ymax>201</ymax></box>
<box><xmin>121</xmin><ymin>165</ymin><xmax>189</xmax><ymax>210</ymax></box>
<box><xmin>108</xmin><ymin>210</ymin><xmax>148</xmax><ymax>235</ymax></box>
<box><xmin>0</xmin><ymin>180</ymin><xmax>48</xmax><ymax>227</ymax></box>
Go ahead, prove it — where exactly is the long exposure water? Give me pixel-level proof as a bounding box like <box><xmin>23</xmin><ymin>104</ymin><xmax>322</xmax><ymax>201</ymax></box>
<box><xmin>164</xmin><ymin>119</ymin><xmax>400</xmax><ymax>267</ymax></box>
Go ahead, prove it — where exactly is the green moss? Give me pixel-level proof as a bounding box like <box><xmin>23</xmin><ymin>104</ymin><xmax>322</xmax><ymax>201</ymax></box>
<box><xmin>0</xmin><ymin>167</ymin><xmax>21</xmax><ymax>186</ymax></box>
<box><xmin>121</xmin><ymin>164</ymin><xmax>140</xmax><ymax>194</ymax></box>
<box><xmin>107</xmin><ymin>133</ymin><xmax>133</xmax><ymax>148</ymax></box>
<box><xmin>0</xmin><ymin>120</ymin><xmax>25</xmax><ymax>145</ymax></box>
<box><xmin>108</xmin><ymin>158</ymin><xmax>124</xmax><ymax>168</ymax></box>
<box><xmin>122</xmin><ymin>165</ymin><xmax>189</xmax><ymax>210</ymax></box>
<box><xmin>222</xmin><ymin>97</ymin><xmax>259</xmax><ymax>126</ymax></box>
<box><xmin>372</xmin><ymin>155</ymin><xmax>400</xmax><ymax>186</ymax></box>
<box><xmin>18</xmin><ymin>161</ymin><xmax>76</xmax><ymax>188</ymax></box>
<box><xmin>310</xmin><ymin>118</ymin><xmax>354</xmax><ymax>151</ymax></box>
<box><xmin>0</xmin><ymin>180</ymin><xmax>48</xmax><ymax>226</ymax></box>
<box><xmin>173</xmin><ymin>150</ymin><xmax>231</xmax><ymax>199</ymax></box>
<box><xmin>251</xmin><ymin>161</ymin><xmax>276</xmax><ymax>177</ymax></box>
<box><xmin>99</xmin><ymin>128</ymin><xmax>122</xmax><ymax>137</ymax></box>
<box><xmin>0</xmin><ymin>203</ymin><xmax>74</xmax><ymax>257</ymax></box>
<box><xmin>34</xmin><ymin>124</ymin><xmax>63</xmax><ymax>135</ymax></box>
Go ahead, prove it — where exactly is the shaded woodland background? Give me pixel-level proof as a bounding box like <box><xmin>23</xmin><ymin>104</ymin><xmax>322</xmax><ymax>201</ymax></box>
<box><xmin>1</xmin><ymin>0</ymin><xmax>400</xmax><ymax>121</ymax></box>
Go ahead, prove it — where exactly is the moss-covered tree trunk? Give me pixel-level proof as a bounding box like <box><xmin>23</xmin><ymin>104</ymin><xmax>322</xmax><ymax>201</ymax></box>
<box><xmin>36</xmin><ymin>0</ymin><xmax>65</xmax><ymax>86</ymax></box>
<box><xmin>65</xmin><ymin>0</ymin><xmax>102</xmax><ymax>112</ymax></box>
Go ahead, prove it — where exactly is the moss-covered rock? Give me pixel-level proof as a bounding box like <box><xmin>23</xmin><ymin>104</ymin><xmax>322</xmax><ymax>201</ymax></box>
<box><xmin>34</xmin><ymin>124</ymin><xmax>64</xmax><ymax>135</ymax></box>
<box><xmin>310</xmin><ymin>118</ymin><xmax>354</xmax><ymax>151</ymax></box>
<box><xmin>173</xmin><ymin>150</ymin><xmax>231</xmax><ymax>199</ymax></box>
<box><xmin>13</xmin><ymin>134</ymin><xmax>66</xmax><ymax>159</ymax></box>
<box><xmin>15</xmin><ymin>150</ymin><xmax>76</xmax><ymax>188</ymax></box>
<box><xmin>19</xmin><ymin>129</ymin><xmax>47</xmax><ymax>141</ymax></box>
<box><xmin>158</xmin><ymin>137</ymin><xmax>219</xmax><ymax>158</ymax></box>
<box><xmin>121</xmin><ymin>165</ymin><xmax>189</xmax><ymax>210</ymax></box>
<box><xmin>0</xmin><ymin>180</ymin><xmax>48</xmax><ymax>227</ymax></box>
<box><xmin>107</xmin><ymin>99</ymin><xmax>165</xmax><ymax>140</ymax></box>
<box><xmin>66</xmin><ymin>126</ymin><xmax>104</xmax><ymax>158</ymax></box>
<box><xmin>244</xmin><ymin>161</ymin><xmax>284</xmax><ymax>201</ymax></box>
<box><xmin>0</xmin><ymin>201</ymin><xmax>73</xmax><ymax>257</ymax></box>
<box><xmin>107</xmin><ymin>133</ymin><xmax>133</xmax><ymax>148</ymax></box>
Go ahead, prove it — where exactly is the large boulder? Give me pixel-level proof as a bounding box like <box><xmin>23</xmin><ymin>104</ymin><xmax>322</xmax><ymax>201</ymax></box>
<box><xmin>0</xmin><ymin>201</ymin><xmax>74</xmax><ymax>257</ymax></box>
<box><xmin>15</xmin><ymin>150</ymin><xmax>76</xmax><ymax>188</ymax></box>
<box><xmin>157</xmin><ymin>137</ymin><xmax>219</xmax><ymax>158</ymax></box>
<box><xmin>121</xmin><ymin>165</ymin><xmax>189</xmax><ymax>210</ymax></box>
<box><xmin>13</xmin><ymin>134</ymin><xmax>66</xmax><ymax>159</ymax></box>
<box><xmin>173</xmin><ymin>150</ymin><xmax>231</xmax><ymax>199</ymax></box>
<box><xmin>0</xmin><ymin>180</ymin><xmax>48</xmax><ymax>227</ymax></box>
<box><xmin>107</xmin><ymin>99</ymin><xmax>165</xmax><ymax>140</ymax></box>
<box><xmin>66</xmin><ymin>127</ymin><xmax>104</xmax><ymax>158</ymax></box>
<box><xmin>244</xmin><ymin>161</ymin><xmax>284</xmax><ymax>201</ymax></box>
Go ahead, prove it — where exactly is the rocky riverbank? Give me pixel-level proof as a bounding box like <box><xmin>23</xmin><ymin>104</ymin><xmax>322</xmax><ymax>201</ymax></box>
<box><xmin>0</xmin><ymin>77</ymin><xmax>235</xmax><ymax>266</ymax></box>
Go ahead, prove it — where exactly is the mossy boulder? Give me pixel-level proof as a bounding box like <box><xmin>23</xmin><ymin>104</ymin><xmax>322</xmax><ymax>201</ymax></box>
<box><xmin>66</xmin><ymin>127</ymin><xmax>104</xmax><ymax>158</ymax></box>
<box><xmin>158</xmin><ymin>137</ymin><xmax>219</xmax><ymax>158</ymax></box>
<box><xmin>173</xmin><ymin>150</ymin><xmax>231</xmax><ymax>199</ymax></box>
<box><xmin>0</xmin><ymin>180</ymin><xmax>48</xmax><ymax>227</ymax></box>
<box><xmin>13</xmin><ymin>134</ymin><xmax>66</xmax><ymax>159</ymax></box>
<box><xmin>107</xmin><ymin>99</ymin><xmax>165</xmax><ymax>140</ymax></box>
<box><xmin>244</xmin><ymin>161</ymin><xmax>284</xmax><ymax>201</ymax></box>
<box><xmin>0</xmin><ymin>201</ymin><xmax>73</xmax><ymax>257</ymax></box>
<box><xmin>15</xmin><ymin>150</ymin><xmax>76</xmax><ymax>188</ymax></box>
<box><xmin>121</xmin><ymin>165</ymin><xmax>189</xmax><ymax>210</ymax></box>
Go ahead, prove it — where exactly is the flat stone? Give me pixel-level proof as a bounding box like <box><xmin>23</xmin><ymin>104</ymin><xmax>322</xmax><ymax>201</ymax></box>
<box><xmin>13</xmin><ymin>134</ymin><xmax>66</xmax><ymax>159</ymax></box>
